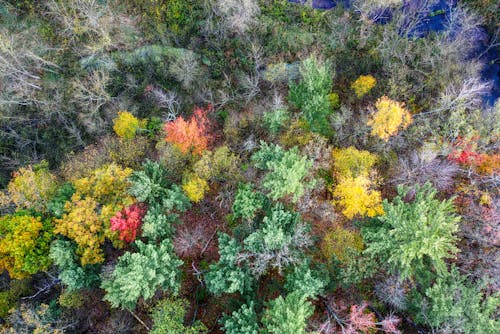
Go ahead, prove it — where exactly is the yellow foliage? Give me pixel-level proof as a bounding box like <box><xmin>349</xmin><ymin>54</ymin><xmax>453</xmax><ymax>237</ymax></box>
<box><xmin>112</xmin><ymin>111</ymin><xmax>146</xmax><ymax>139</ymax></box>
<box><xmin>193</xmin><ymin>145</ymin><xmax>241</xmax><ymax>181</ymax></box>
<box><xmin>279</xmin><ymin>120</ymin><xmax>313</xmax><ymax>147</ymax></box>
<box><xmin>182</xmin><ymin>175</ymin><xmax>209</xmax><ymax>203</ymax></box>
<box><xmin>55</xmin><ymin>164</ymin><xmax>133</xmax><ymax>265</ymax></box>
<box><xmin>0</xmin><ymin>162</ymin><xmax>58</xmax><ymax>212</ymax></box>
<box><xmin>332</xmin><ymin>147</ymin><xmax>377</xmax><ymax>178</ymax></box>
<box><xmin>332</xmin><ymin>176</ymin><xmax>383</xmax><ymax>219</ymax></box>
<box><xmin>368</xmin><ymin>96</ymin><xmax>412</xmax><ymax>141</ymax></box>
<box><xmin>321</xmin><ymin>226</ymin><xmax>364</xmax><ymax>262</ymax></box>
<box><xmin>351</xmin><ymin>75</ymin><xmax>376</xmax><ymax>97</ymax></box>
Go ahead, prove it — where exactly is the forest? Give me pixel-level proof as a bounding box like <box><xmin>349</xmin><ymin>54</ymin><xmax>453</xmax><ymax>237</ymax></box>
<box><xmin>0</xmin><ymin>0</ymin><xmax>498</xmax><ymax>333</ymax></box>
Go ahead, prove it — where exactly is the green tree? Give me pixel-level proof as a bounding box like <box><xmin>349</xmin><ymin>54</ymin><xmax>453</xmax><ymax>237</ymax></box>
<box><xmin>49</xmin><ymin>240</ymin><xmax>100</xmax><ymax>291</ymax></box>
<box><xmin>252</xmin><ymin>142</ymin><xmax>313</xmax><ymax>202</ymax></box>
<box><xmin>101</xmin><ymin>240</ymin><xmax>183</xmax><ymax>310</ymax></box>
<box><xmin>150</xmin><ymin>297</ymin><xmax>207</xmax><ymax>334</ymax></box>
<box><xmin>289</xmin><ymin>56</ymin><xmax>333</xmax><ymax>135</ymax></box>
<box><xmin>232</xmin><ymin>183</ymin><xmax>266</xmax><ymax>221</ymax></box>
<box><xmin>284</xmin><ymin>260</ymin><xmax>328</xmax><ymax>299</ymax></box>
<box><xmin>362</xmin><ymin>183</ymin><xmax>460</xmax><ymax>279</ymax></box>
<box><xmin>262</xmin><ymin>291</ymin><xmax>314</xmax><ymax>334</ymax></box>
<box><xmin>221</xmin><ymin>301</ymin><xmax>259</xmax><ymax>334</ymax></box>
<box><xmin>410</xmin><ymin>267</ymin><xmax>499</xmax><ymax>334</ymax></box>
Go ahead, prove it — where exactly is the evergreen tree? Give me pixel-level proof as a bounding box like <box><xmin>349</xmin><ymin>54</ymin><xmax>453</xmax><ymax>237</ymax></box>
<box><xmin>262</xmin><ymin>291</ymin><xmax>314</xmax><ymax>334</ymax></box>
<box><xmin>221</xmin><ymin>301</ymin><xmax>259</xmax><ymax>334</ymax></box>
<box><xmin>150</xmin><ymin>297</ymin><xmax>207</xmax><ymax>334</ymax></box>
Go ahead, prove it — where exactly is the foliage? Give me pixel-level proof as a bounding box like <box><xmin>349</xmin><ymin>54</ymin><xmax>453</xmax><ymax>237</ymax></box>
<box><xmin>112</xmin><ymin>111</ymin><xmax>145</xmax><ymax>140</ymax></box>
<box><xmin>1</xmin><ymin>303</ymin><xmax>70</xmax><ymax>334</ymax></box>
<box><xmin>368</xmin><ymin>96</ymin><xmax>412</xmax><ymax>141</ymax></box>
<box><xmin>410</xmin><ymin>267</ymin><xmax>500</xmax><ymax>333</ymax></box>
<box><xmin>332</xmin><ymin>176</ymin><xmax>384</xmax><ymax>219</ymax></box>
<box><xmin>0</xmin><ymin>213</ymin><xmax>52</xmax><ymax>279</ymax></box>
<box><xmin>362</xmin><ymin>183</ymin><xmax>460</xmax><ymax>279</ymax></box>
<box><xmin>150</xmin><ymin>297</ymin><xmax>207</xmax><ymax>334</ymax></box>
<box><xmin>192</xmin><ymin>146</ymin><xmax>241</xmax><ymax>182</ymax></box>
<box><xmin>289</xmin><ymin>56</ymin><xmax>333</xmax><ymax>135</ymax></box>
<box><xmin>332</xmin><ymin>147</ymin><xmax>377</xmax><ymax>179</ymax></box>
<box><xmin>49</xmin><ymin>240</ymin><xmax>100</xmax><ymax>291</ymax></box>
<box><xmin>182</xmin><ymin>174</ymin><xmax>209</xmax><ymax>203</ymax></box>
<box><xmin>0</xmin><ymin>161</ymin><xmax>58</xmax><ymax>212</ymax></box>
<box><xmin>263</xmin><ymin>107</ymin><xmax>290</xmax><ymax>135</ymax></box>
<box><xmin>252</xmin><ymin>142</ymin><xmax>313</xmax><ymax>202</ymax></box>
<box><xmin>262</xmin><ymin>291</ymin><xmax>314</xmax><ymax>334</ymax></box>
<box><xmin>284</xmin><ymin>260</ymin><xmax>327</xmax><ymax>299</ymax></box>
<box><xmin>221</xmin><ymin>301</ymin><xmax>259</xmax><ymax>334</ymax></box>
<box><xmin>232</xmin><ymin>183</ymin><xmax>266</xmax><ymax>221</ymax></box>
<box><xmin>110</xmin><ymin>203</ymin><xmax>146</xmax><ymax>243</ymax></box>
<box><xmin>321</xmin><ymin>226</ymin><xmax>364</xmax><ymax>262</ymax></box>
<box><xmin>102</xmin><ymin>240</ymin><xmax>183</xmax><ymax>310</ymax></box>
<box><xmin>0</xmin><ymin>279</ymin><xmax>32</xmax><ymax>318</ymax></box>
<box><xmin>47</xmin><ymin>183</ymin><xmax>75</xmax><ymax>218</ymax></box>
<box><xmin>351</xmin><ymin>75</ymin><xmax>376</xmax><ymax>97</ymax></box>
<box><xmin>205</xmin><ymin>233</ymin><xmax>254</xmax><ymax>296</ymax></box>
<box><xmin>58</xmin><ymin>291</ymin><xmax>84</xmax><ymax>309</ymax></box>
<box><xmin>164</xmin><ymin>106</ymin><xmax>211</xmax><ymax>155</ymax></box>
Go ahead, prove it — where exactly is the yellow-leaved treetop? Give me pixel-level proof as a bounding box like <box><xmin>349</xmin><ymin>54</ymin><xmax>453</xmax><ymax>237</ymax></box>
<box><xmin>55</xmin><ymin>164</ymin><xmax>133</xmax><ymax>265</ymax></box>
<box><xmin>351</xmin><ymin>75</ymin><xmax>376</xmax><ymax>97</ymax></box>
<box><xmin>368</xmin><ymin>96</ymin><xmax>412</xmax><ymax>141</ymax></box>
<box><xmin>182</xmin><ymin>174</ymin><xmax>209</xmax><ymax>203</ymax></box>
<box><xmin>330</xmin><ymin>147</ymin><xmax>383</xmax><ymax>219</ymax></box>
<box><xmin>112</xmin><ymin>111</ymin><xmax>146</xmax><ymax>139</ymax></box>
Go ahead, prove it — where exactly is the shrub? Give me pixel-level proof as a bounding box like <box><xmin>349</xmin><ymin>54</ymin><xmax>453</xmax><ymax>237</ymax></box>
<box><xmin>0</xmin><ymin>161</ymin><xmax>58</xmax><ymax>212</ymax></box>
<box><xmin>362</xmin><ymin>183</ymin><xmax>460</xmax><ymax>279</ymax></box>
<box><xmin>58</xmin><ymin>291</ymin><xmax>84</xmax><ymax>309</ymax></box>
<box><xmin>321</xmin><ymin>227</ymin><xmax>364</xmax><ymax>262</ymax></box>
<box><xmin>351</xmin><ymin>75</ymin><xmax>376</xmax><ymax>97</ymax></box>
<box><xmin>368</xmin><ymin>96</ymin><xmax>412</xmax><ymax>141</ymax></box>
<box><xmin>192</xmin><ymin>145</ymin><xmax>241</xmax><ymax>183</ymax></box>
<box><xmin>112</xmin><ymin>111</ymin><xmax>146</xmax><ymax>140</ymax></box>
<box><xmin>164</xmin><ymin>106</ymin><xmax>212</xmax><ymax>156</ymax></box>
<box><xmin>0</xmin><ymin>214</ymin><xmax>53</xmax><ymax>279</ymax></box>
<box><xmin>263</xmin><ymin>107</ymin><xmax>290</xmax><ymax>135</ymax></box>
<box><xmin>150</xmin><ymin>297</ymin><xmax>207</xmax><ymax>334</ymax></box>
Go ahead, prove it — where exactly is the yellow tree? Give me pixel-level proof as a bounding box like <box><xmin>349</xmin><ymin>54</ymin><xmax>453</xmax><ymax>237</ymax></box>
<box><xmin>368</xmin><ymin>96</ymin><xmax>412</xmax><ymax>141</ymax></box>
<box><xmin>351</xmin><ymin>75</ymin><xmax>376</xmax><ymax>97</ymax></box>
<box><xmin>113</xmin><ymin>111</ymin><xmax>146</xmax><ymax>139</ymax></box>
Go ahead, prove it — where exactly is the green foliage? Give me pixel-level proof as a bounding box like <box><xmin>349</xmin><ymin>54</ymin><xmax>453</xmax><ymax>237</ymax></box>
<box><xmin>58</xmin><ymin>290</ymin><xmax>84</xmax><ymax>309</ymax></box>
<box><xmin>192</xmin><ymin>145</ymin><xmax>241</xmax><ymax>182</ymax></box>
<box><xmin>47</xmin><ymin>183</ymin><xmax>75</xmax><ymax>218</ymax></box>
<box><xmin>263</xmin><ymin>107</ymin><xmax>290</xmax><ymax>135</ymax></box>
<box><xmin>289</xmin><ymin>56</ymin><xmax>333</xmax><ymax>135</ymax></box>
<box><xmin>252</xmin><ymin>142</ymin><xmax>313</xmax><ymax>202</ymax></box>
<box><xmin>0</xmin><ymin>213</ymin><xmax>53</xmax><ymax>279</ymax></box>
<box><xmin>49</xmin><ymin>240</ymin><xmax>100</xmax><ymax>291</ymax></box>
<box><xmin>262</xmin><ymin>291</ymin><xmax>314</xmax><ymax>334</ymax></box>
<box><xmin>410</xmin><ymin>267</ymin><xmax>500</xmax><ymax>333</ymax></box>
<box><xmin>221</xmin><ymin>301</ymin><xmax>259</xmax><ymax>334</ymax></box>
<box><xmin>0</xmin><ymin>278</ymin><xmax>33</xmax><ymax>318</ymax></box>
<box><xmin>150</xmin><ymin>297</ymin><xmax>207</xmax><ymax>334</ymax></box>
<box><xmin>232</xmin><ymin>183</ymin><xmax>266</xmax><ymax>221</ymax></box>
<box><xmin>284</xmin><ymin>260</ymin><xmax>328</xmax><ymax>299</ymax></box>
<box><xmin>141</xmin><ymin>203</ymin><xmax>177</xmax><ymax>241</ymax></box>
<box><xmin>101</xmin><ymin>240</ymin><xmax>183</xmax><ymax>310</ymax></box>
<box><xmin>362</xmin><ymin>183</ymin><xmax>460</xmax><ymax>279</ymax></box>
<box><xmin>205</xmin><ymin>233</ymin><xmax>254</xmax><ymax>296</ymax></box>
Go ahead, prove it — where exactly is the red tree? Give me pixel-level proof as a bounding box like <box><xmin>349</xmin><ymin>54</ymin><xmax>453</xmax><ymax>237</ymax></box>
<box><xmin>110</xmin><ymin>203</ymin><xmax>146</xmax><ymax>243</ymax></box>
<box><xmin>164</xmin><ymin>106</ymin><xmax>212</xmax><ymax>155</ymax></box>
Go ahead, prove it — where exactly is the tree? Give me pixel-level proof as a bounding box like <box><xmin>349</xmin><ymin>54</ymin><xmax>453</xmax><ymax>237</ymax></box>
<box><xmin>367</xmin><ymin>96</ymin><xmax>412</xmax><ymax>141</ymax></box>
<box><xmin>331</xmin><ymin>147</ymin><xmax>377</xmax><ymax>179</ymax></box>
<box><xmin>150</xmin><ymin>297</ymin><xmax>207</xmax><ymax>334</ymax></box>
<box><xmin>110</xmin><ymin>203</ymin><xmax>146</xmax><ymax>243</ymax></box>
<box><xmin>205</xmin><ymin>233</ymin><xmax>255</xmax><ymax>296</ymax></box>
<box><xmin>49</xmin><ymin>240</ymin><xmax>100</xmax><ymax>291</ymax></box>
<box><xmin>332</xmin><ymin>176</ymin><xmax>384</xmax><ymax>219</ymax></box>
<box><xmin>252</xmin><ymin>142</ymin><xmax>313</xmax><ymax>202</ymax></box>
<box><xmin>192</xmin><ymin>145</ymin><xmax>241</xmax><ymax>182</ymax></box>
<box><xmin>232</xmin><ymin>183</ymin><xmax>266</xmax><ymax>221</ymax></box>
<box><xmin>222</xmin><ymin>301</ymin><xmax>259</xmax><ymax>334</ymax></box>
<box><xmin>362</xmin><ymin>183</ymin><xmax>460</xmax><ymax>279</ymax></box>
<box><xmin>289</xmin><ymin>56</ymin><xmax>333</xmax><ymax>135</ymax></box>
<box><xmin>164</xmin><ymin>106</ymin><xmax>211</xmax><ymax>155</ymax></box>
<box><xmin>410</xmin><ymin>267</ymin><xmax>499</xmax><ymax>334</ymax></box>
<box><xmin>112</xmin><ymin>111</ymin><xmax>145</xmax><ymax>139</ymax></box>
<box><xmin>0</xmin><ymin>213</ymin><xmax>53</xmax><ymax>279</ymax></box>
<box><xmin>284</xmin><ymin>260</ymin><xmax>327</xmax><ymax>299</ymax></box>
<box><xmin>102</xmin><ymin>240</ymin><xmax>183</xmax><ymax>310</ymax></box>
<box><xmin>262</xmin><ymin>291</ymin><xmax>314</xmax><ymax>334</ymax></box>
<box><xmin>0</xmin><ymin>161</ymin><xmax>58</xmax><ymax>212</ymax></box>
<box><xmin>351</xmin><ymin>75</ymin><xmax>377</xmax><ymax>97</ymax></box>
<box><xmin>182</xmin><ymin>174</ymin><xmax>209</xmax><ymax>203</ymax></box>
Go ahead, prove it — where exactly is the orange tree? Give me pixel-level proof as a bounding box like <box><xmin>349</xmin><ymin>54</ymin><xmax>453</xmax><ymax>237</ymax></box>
<box><xmin>164</xmin><ymin>106</ymin><xmax>211</xmax><ymax>155</ymax></box>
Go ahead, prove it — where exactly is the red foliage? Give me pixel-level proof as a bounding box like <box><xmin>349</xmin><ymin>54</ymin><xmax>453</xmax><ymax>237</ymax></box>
<box><xmin>448</xmin><ymin>136</ymin><xmax>486</xmax><ymax>166</ymax></box>
<box><xmin>110</xmin><ymin>203</ymin><xmax>146</xmax><ymax>243</ymax></box>
<box><xmin>345</xmin><ymin>302</ymin><xmax>376</xmax><ymax>334</ymax></box>
<box><xmin>164</xmin><ymin>105</ymin><xmax>212</xmax><ymax>155</ymax></box>
<box><xmin>381</xmin><ymin>315</ymin><xmax>402</xmax><ymax>334</ymax></box>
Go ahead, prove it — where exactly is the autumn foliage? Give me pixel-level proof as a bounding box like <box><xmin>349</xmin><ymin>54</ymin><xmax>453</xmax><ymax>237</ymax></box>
<box><xmin>110</xmin><ymin>203</ymin><xmax>146</xmax><ymax>243</ymax></box>
<box><xmin>368</xmin><ymin>96</ymin><xmax>412</xmax><ymax>141</ymax></box>
<box><xmin>164</xmin><ymin>106</ymin><xmax>212</xmax><ymax>155</ymax></box>
<box><xmin>351</xmin><ymin>75</ymin><xmax>376</xmax><ymax>97</ymax></box>
<box><xmin>112</xmin><ymin>111</ymin><xmax>146</xmax><ymax>140</ymax></box>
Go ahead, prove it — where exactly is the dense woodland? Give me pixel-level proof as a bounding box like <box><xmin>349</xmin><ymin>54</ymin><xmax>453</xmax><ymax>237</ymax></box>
<box><xmin>0</xmin><ymin>0</ymin><xmax>499</xmax><ymax>333</ymax></box>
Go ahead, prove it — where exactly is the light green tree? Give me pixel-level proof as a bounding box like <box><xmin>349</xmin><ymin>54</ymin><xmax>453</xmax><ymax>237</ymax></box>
<box><xmin>221</xmin><ymin>301</ymin><xmax>259</xmax><ymax>334</ymax></box>
<box><xmin>262</xmin><ymin>291</ymin><xmax>314</xmax><ymax>334</ymax></box>
<box><xmin>150</xmin><ymin>297</ymin><xmax>207</xmax><ymax>334</ymax></box>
